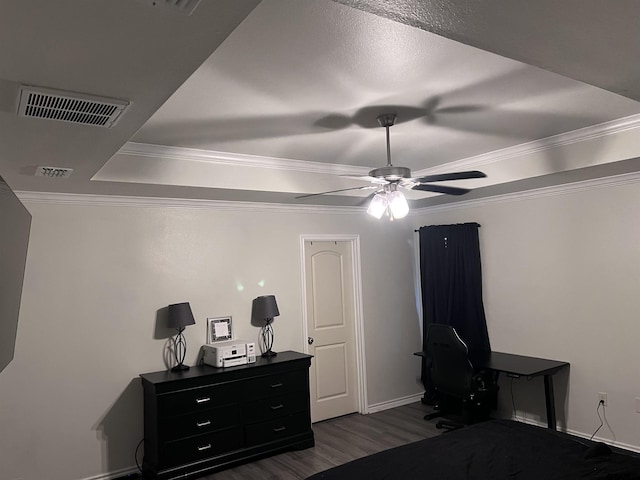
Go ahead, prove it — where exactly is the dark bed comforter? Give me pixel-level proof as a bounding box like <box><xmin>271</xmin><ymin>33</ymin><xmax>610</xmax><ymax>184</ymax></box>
<box><xmin>306</xmin><ymin>420</ymin><xmax>640</xmax><ymax>480</ymax></box>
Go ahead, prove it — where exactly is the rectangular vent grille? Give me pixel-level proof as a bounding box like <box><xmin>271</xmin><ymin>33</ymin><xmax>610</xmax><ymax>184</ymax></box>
<box><xmin>18</xmin><ymin>86</ymin><xmax>129</xmax><ymax>128</ymax></box>
<box><xmin>36</xmin><ymin>167</ymin><xmax>74</xmax><ymax>178</ymax></box>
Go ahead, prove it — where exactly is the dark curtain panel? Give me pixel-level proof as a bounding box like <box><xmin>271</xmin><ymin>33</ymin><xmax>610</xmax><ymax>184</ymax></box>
<box><xmin>419</xmin><ymin>222</ymin><xmax>491</xmax><ymax>401</ymax></box>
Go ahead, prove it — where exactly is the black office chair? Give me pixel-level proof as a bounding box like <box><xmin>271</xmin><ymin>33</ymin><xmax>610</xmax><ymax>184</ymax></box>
<box><xmin>423</xmin><ymin>324</ymin><xmax>498</xmax><ymax>431</ymax></box>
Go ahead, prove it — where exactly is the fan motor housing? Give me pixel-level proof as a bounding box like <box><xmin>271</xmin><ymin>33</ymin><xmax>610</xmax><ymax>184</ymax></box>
<box><xmin>368</xmin><ymin>166</ymin><xmax>412</xmax><ymax>181</ymax></box>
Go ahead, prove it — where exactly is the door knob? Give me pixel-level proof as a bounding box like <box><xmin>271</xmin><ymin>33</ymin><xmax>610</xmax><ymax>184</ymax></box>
<box><xmin>308</xmin><ymin>337</ymin><xmax>314</xmax><ymax>345</ymax></box>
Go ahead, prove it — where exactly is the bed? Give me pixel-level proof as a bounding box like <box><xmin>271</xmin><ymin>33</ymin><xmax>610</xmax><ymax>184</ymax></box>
<box><xmin>306</xmin><ymin>420</ymin><xmax>640</xmax><ymax>480</ymax></box>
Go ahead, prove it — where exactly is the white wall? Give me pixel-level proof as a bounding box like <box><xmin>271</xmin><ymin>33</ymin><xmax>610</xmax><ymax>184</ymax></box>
<box><xmin>413</xmin><ymin>178</ymin><xmax>640</xmax><ymax>450</ymax></box>
<box><xmin>0</xmin><ymin>200</ymin><xmax>422</xmax><ymax>480</ymax></box>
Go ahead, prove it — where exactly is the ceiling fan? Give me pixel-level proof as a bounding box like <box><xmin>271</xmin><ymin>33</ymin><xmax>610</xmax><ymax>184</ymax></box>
<box><xmin>297</xmin><ymin>113</ymin><xmax>486</xmax><ymax>219</ymax></box>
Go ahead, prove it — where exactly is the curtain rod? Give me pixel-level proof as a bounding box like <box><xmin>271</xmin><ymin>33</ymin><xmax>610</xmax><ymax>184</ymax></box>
<box><xmin>414</xmin><ymin>222</ymin><xmax>481</xmax><ymax>232</ymax></box>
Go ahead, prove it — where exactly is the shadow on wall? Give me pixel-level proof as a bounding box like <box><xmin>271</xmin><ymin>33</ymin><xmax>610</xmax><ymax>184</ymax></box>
<box><xmin>498</xmin><ymin>367</ymin><xmax>570</xmax><ymax>430</ymax></box>
<box><xmin>154</xmin><ymin>306</ymin><xmax>173</xmax><ymax>340</ymax></box>
<box><xmin>93</xmin><ymin>378</ymin><xmax>144</xmax><ymax>476</ymax></box>
<box><xmin>556</xmin><ymin>367</ymin><xmax>570</xmax><ymax>430</ymax></box>
<box><xmin>155</xmin><ymin>305</ymin><xmax>179</xmax><ymax>370</ymax></box>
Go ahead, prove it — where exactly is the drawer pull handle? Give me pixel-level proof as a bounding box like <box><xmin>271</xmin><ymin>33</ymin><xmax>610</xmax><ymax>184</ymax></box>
<box><xmin>273</xmin><ymin>426</ymin><xmax>287</xmax><ymax>433</ymax></box>
<box><xmin>196</xmin><ymin>420</ymin><xmax>211</xmax><ymax>427</ymax></box>
<box><xmin>195</xmin><ymin>397</ymin><xmax>211</xmax><ymax>404</ymax></box>
<box><xmin>270</xmin><ymin>383</ymin><xmax>284</xmax><ymax>389</ymax></box>
<box><xmin>197</xmin><ymin>444</ymin><xmax>212</xmax><ymax>451</ymax></box>
<box><xmin>270</xmin><ymin>404</ymin><xmax>284</xmax><ymax>410</ymax></box>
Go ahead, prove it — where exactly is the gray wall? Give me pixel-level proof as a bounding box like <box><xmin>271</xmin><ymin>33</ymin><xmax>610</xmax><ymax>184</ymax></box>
<box><xmin>413</xmin><ymin>178</ymin><xmax>640</xmax><ymax>450</ymax></box>
<box><xmin>0</xmin><ymin>201</ymin><xmax>422</xmax><ymax>480</ymax></box>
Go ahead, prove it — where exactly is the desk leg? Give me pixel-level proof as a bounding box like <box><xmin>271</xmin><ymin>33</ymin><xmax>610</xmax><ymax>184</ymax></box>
<box><xmin>543</xmin><ymin>375</ymin><xmax>556</xmax><ymax>430</ymax></box>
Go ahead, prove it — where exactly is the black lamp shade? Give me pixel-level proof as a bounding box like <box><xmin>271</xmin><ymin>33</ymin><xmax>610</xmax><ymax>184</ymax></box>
<box><xmin>168</xmin><ymin>302</ymin><xmax>196</xmax><ymax>330</ymax></box>
<box><xmin>253</xmin><ymin>295</ymin><xmax>280</xmax><ymax>320</ymax></box>
<box><xmin>253</xmin><ymin>295</ymin><xmax>280</xmax><ymax>358</ymax></box>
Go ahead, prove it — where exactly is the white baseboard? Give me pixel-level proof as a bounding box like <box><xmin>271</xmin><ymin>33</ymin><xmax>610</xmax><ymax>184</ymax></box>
<box><xmin>80</xmin><ymin>466</ymin><xmax>139</xmax><ymax>480</ymax></box>
<box><xmin>366</xmin><ymin>393</ymin><xmax>424</xmax><ymax>414</ymax></box>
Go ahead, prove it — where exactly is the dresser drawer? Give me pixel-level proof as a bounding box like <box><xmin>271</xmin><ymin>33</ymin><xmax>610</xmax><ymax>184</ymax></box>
<box><xmin>243</xmin><ymin>370</ymin><xmax>306</xmax><ymax>399</ymax></box>
<box><xmin>160</xmin><ymin>404</ymin><xmax>241</xmax><ymax>440</ymax></box>
<box><xmin>160</xmin><ymin>427</ymin><xmax>244</xmax><ymax>469</ymax></box>
<box><xmin>243</xmin><ymin>393</ymin><xmax>307</xmax><ymax>424</ymax></box>
<box><xmin>245</xmin><ymin>412</ymin><xmax>310</xmax><ymax>446</ymax></box>
<box><xmin>159</xmin><ymin>381</ymin><xmax>239</xmax><ymax>416</ymax></box>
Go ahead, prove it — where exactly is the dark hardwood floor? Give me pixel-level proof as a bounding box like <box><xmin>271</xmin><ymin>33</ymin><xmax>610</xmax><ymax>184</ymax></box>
<box><xmin>202</xmin><ymin>401</ymin><xmax>441</xmax><ymax>480</ymax></box>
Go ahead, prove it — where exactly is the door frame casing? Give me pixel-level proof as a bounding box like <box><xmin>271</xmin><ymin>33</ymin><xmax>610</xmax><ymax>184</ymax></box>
<box><xmin>299</xmin><ymin>234</ymin><xmax>368</xmax><ymax>416</ymax></box>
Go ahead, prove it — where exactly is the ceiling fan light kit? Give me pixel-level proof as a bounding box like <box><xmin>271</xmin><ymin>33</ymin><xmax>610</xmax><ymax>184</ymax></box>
<box><xmin>388</xmin><ymin>189</ymin><xmax>409</xmax><ymax>218</ymax></box>
<box><xmin>367</xmin><ymin>184</ymin><xmax>409</xmax><ymax>220</ymax></box>
<box><xmin>367</xmin><ymin>192</ymin><xmax>388</xmax><ymax>219</ymax></box>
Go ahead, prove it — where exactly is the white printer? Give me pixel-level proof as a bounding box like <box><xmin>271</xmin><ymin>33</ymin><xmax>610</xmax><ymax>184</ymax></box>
<box><xmin>202</xmin><ymin>340</ymin><xmax>256</xmax><ymax>368</ymax></box>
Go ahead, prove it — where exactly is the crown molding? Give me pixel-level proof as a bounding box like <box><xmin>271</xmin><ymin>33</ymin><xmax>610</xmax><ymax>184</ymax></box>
<box><xmin>15</xmin><ymin>191</ymin><xmax>362</xmax><ymax>214</ymax></box>
<box><xmin>119</xmin><ymin>142</ymin><xmax>370</xmax><ymax>176</ymax></box>
<box><xmin>16</xmin><ymin>170</ymin><xmax>640</xmax><ymax>213</ymax></box>
<box><xmin>414</xmin><ymin>170</ymin><xmax>640</xmax><ymax>214</ymax></box>
<box><xmin>414</xmin><ymin>113</ymin><xmax>640</xmax><ymax>175</ymax></box>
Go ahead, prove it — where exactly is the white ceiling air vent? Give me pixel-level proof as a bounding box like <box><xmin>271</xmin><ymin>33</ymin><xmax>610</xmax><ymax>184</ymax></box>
<box><xmin>17</xmin><ymin>86</ymin><xmax>129</xmax><ymax>128</ymax></box>
<box><xmin>137</xmin><ymin>0</ymin><xmax>202</xmax><ymax>15</ymax></box>
<box><xmin>35</xmin><ymin>167</ymin><xmax>74</xmax><ymax>178</ymax></box>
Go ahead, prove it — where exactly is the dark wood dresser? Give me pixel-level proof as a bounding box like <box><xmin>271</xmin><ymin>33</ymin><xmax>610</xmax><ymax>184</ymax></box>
<box><xmin>140</xmin><ymin>351</ymin><xmax>314</xmax><ymax>479</ymax></box>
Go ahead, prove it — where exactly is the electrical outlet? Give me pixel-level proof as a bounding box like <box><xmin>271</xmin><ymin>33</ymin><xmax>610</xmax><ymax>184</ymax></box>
<box><xmin>635</xmin><ymin>397</ymin><xmax>640</xmax><ymax>413</ymax></box>
<box><xmin>598</xmin><ymin>392</ymin><xmax>607</xmax><ymax>406</ymax></box>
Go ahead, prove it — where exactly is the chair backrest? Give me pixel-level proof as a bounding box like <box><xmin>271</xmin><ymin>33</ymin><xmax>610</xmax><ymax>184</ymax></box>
<box><xmin>426</xmin><ymin>324</ymin><xmax>475</xmax><ymax>398</ymax></box>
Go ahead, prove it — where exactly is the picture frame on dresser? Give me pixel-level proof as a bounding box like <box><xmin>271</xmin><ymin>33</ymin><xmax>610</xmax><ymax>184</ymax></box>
<box><xmin>207</xmin><ymin>316</ymin><xmax>232</xmax><ymax>343</ymax></box>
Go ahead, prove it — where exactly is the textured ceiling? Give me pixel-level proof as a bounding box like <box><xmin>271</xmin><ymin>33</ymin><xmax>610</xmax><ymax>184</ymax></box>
<box><xmin>334</xmin><ymin>0</ymin><xmax>640</xmax><ymax>102</ymax></box>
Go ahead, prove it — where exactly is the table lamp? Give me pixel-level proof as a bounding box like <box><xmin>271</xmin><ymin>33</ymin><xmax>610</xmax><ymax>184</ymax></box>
<box><xmin>167</xmin><ymin>302</ymin><xmax>196</xmax><ymax>371</ymax></box>
<box><xmin>253</xmin><ymin>295</ymin><xmax>280</xmax><ymax>357</ymax></box>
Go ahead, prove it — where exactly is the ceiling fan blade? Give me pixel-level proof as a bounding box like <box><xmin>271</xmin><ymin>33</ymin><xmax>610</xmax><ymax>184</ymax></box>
<box><xmin>295</xmin><ymin>185</ymin><xmax>377</xmax><ymax>199</ymax></box>
<box><xmin>340</xmin><ymin>175</ymin><xmax>389</xmax><ymax>185</ymax></box>
<box><xmin>411</xmin><ymin>184</ymin><xmax>471</xmax><ymax>196</ymax></box>
<box><xmin>412</xmin><ymin>170</ymin><xmax>486</xmax><ymax>183</ymax></box>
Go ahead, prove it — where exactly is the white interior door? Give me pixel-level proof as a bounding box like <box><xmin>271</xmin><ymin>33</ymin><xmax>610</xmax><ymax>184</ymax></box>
<box><xmin>303</xmin><ymin>240</ymin><xmax>359</xmax><ymax>423</ymax></box>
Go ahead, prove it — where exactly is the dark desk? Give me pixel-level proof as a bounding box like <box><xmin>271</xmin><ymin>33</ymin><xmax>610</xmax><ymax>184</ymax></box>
<box><xmin>415</xmin><ymin>351</ymin><xmax>569</xmax><ymax>430</ymax></box>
